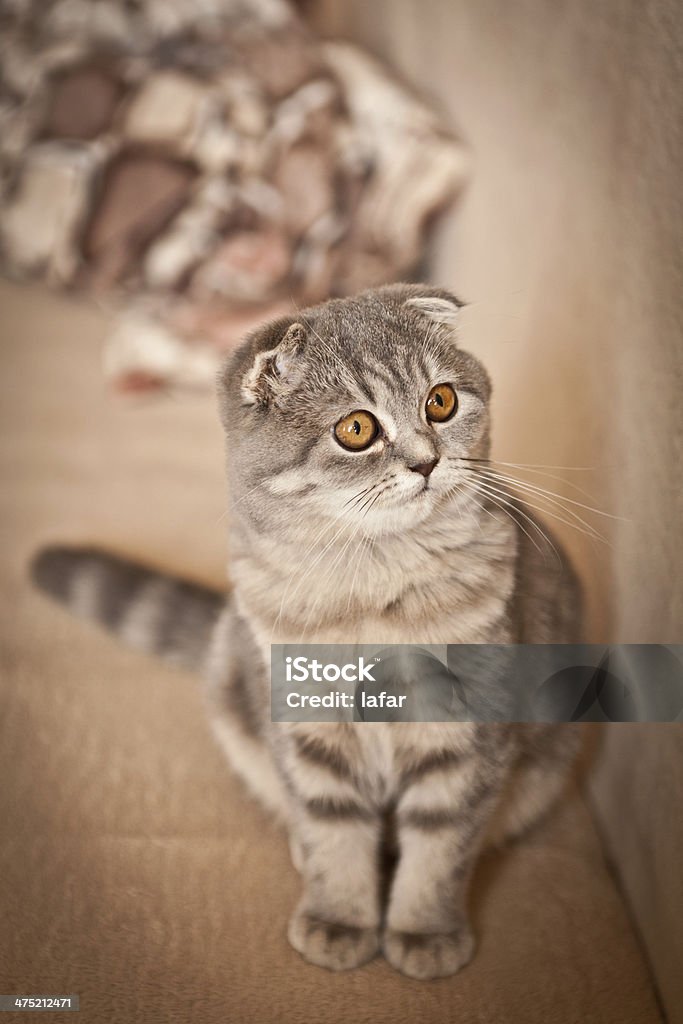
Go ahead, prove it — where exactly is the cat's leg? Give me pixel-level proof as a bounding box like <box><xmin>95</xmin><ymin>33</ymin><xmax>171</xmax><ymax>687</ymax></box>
<box><xmin>383</xmin><ymin>757</ymin><xmax>507</xmax><ymax>980</ymax></box>
<box><xmin>205</xmin><ymin>606</ymin><xmax>287</xmax><ymax>817</ymax></box>
<box><xmin>484</xmin><ymin>724</ymin><xmax>581</xmax><ymax>847</ymax></box>
<box><xmin>209</xmin><ymin>704</ymin><xmax>287</xmax><ymax>817</ymax></box>
<box><xmin>287</xmin><ymin>808</ymin><xmax>383</xmax><ymax>970</ymax></box>
<box><xmin>281</xmin><ymin>729</ymin><xmax>382</xmax><ymax>970</ymax></box>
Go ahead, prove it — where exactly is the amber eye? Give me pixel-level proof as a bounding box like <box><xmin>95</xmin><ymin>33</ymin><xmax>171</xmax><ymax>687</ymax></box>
<box><xmin>425</xmin><ymin>383</ymin><xmax>457</xmax><ymax>423</ymax></box>
<box><xmin>334</xmin><ymin>410</ymin><xmax>379</xmax><ymax>451</ymax></box>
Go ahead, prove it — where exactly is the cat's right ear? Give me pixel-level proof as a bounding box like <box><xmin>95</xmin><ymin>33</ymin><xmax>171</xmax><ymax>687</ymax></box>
<box><xmin>240</xmin><ymin>321</ymin><xmax>308</xmax><ymax>407</ymax></box>
<box><xmin>404</xmin><ymin>291</ymin><xmax>463</xmax><ymax>336</ymax></box>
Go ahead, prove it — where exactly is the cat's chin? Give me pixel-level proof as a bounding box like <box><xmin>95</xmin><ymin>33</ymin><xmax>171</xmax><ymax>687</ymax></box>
<box><xmin>363</xmin><ymin>489</ymin><xmax>440</xmax><ymax>535</ymax></box>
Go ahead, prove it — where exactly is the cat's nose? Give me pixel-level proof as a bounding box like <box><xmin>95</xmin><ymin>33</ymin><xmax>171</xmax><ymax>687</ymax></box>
<box><xmin>409</xmin><ymin>458</ymin><xmax>439</xmax><ymax>478</ymax></box>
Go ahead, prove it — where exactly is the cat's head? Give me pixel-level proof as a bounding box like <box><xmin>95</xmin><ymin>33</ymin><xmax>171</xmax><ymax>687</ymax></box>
<box><xmin>218</xmin><ymin>284</ymin><xmax>491</xmax><ymax>538</ymax></box>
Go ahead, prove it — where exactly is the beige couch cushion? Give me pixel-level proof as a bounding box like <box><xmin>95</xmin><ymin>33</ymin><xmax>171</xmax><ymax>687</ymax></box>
<box><xmin>0</xmin><ymin>283</ymin><xmax>661</xmax><ymax>1022</ymax></box>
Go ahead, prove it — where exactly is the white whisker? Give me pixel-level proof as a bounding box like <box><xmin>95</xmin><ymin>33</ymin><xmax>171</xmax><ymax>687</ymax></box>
<box><xmin>460</xmin><ymin>464</ymin><xmax>622</xmax><ymax>522</ymax></box>
<box><xmin>463</xmin><ymin>478</ymin><xmax>561</xmax><ymax>565</ymax></box>
<box><xmin>269</xmin><ymin>507</ymin><xmax>355</xmax><ymax>641</ymax></box>
<box><xmin>460</xmin><ymin>469</ymin><xmax>607</xmax><ymax>540</ymax></box>
<box><xmin>469</xmin><ymin>477</ymin><xmax>594</xmax><ymax>548</ymax></box>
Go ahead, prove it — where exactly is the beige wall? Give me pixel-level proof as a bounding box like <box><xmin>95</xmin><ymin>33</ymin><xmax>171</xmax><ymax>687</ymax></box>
<box><xmin>310</xmin><ymin>0</ymin><xmax>683</xmax><ymax>643</ymax></box>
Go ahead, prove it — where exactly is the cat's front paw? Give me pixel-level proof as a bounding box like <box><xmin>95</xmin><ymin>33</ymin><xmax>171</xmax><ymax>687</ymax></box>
<box><xmin>383</xmin><ymin>927</ymin><xmax>475</xmax><ymax>980</ymax></box>
<box><xmin>288</xmin><ymin>908</ymin><xmax>380</xmax><ymax>971</ymax></box>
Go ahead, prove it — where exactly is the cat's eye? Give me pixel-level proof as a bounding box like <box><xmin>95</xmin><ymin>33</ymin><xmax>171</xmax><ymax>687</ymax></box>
<box><xmin>425</xmin><ymin>383</ymin><xmax>457</xmax><ymax>423</ymax></box>
<box><xmin>334</xmin><ymin>410</ymin><xmax>379</xmax><ymax>451</ymax></box>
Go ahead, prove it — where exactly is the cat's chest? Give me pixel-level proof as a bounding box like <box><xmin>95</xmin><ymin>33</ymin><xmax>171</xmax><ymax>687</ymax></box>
<box><xmin>290</xmin><ymin>721</ymin><xmax>486</xmax><ymax>807</ymax></box>
<box><xmin>234</xmin><ymin>529</ymin><xmax>516</xmax><ymax>654</ymax></box>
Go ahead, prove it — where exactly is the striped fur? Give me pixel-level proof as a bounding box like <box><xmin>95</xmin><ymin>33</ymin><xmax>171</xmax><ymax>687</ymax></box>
<box><xmin>207</xmin><ymin>285</ymin><xmax>582</xmax><ymax>978</ymax></box>
<box><xmin>31</xmin><ymin>285</ymin><xmax>582</xmax><ymax>980</ymax></box>
<box><xmin>32</xmin><ymin>546</ymin><xmax>223</xmax><ymax>672</ymax></box>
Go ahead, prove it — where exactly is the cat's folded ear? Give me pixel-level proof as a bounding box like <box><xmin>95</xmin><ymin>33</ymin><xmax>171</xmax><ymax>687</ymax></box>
<box><xmin>240</xmin><ymin>320</ymin><xmax>308</xmax><ymax>407</ymax></box>
<box><xmin>404</xmin><ymin>288</ymin><xmax>464</xmax><ymax>338</ymax></box>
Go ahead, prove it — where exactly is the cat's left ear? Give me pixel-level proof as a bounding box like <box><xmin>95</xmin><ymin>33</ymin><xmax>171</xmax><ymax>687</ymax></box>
<box><xmin>241</xmin><ymin>321</ymin><xmax>308</xmax><ymax>407</ymax></box>
<box><xmin>405</xmin><ymin>291</ymin><xmax>464</xmax><ymax>338</ymax></box>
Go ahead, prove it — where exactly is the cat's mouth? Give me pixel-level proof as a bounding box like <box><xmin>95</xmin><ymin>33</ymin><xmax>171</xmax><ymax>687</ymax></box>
<box><xmin>410</xmin><ymin>476</ymin><xmax>435</xmax><ymax>502</ymax></box>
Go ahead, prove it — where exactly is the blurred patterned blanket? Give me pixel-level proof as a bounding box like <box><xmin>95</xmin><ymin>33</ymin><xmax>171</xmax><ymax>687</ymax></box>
<box><xmin>0</xmin><ymin>0</ymin><xmax>467</xmax><ymax>391</ymax></box>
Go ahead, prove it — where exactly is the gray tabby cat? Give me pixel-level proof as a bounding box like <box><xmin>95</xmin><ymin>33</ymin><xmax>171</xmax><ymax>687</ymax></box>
<box><xmin>33</xmin><ymin>284</ymin><xmax>581</xmax><ymax>980</ymax></box>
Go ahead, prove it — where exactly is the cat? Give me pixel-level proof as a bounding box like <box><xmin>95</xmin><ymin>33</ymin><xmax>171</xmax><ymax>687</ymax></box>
<box><xmin>32</xmin><ymin>283</ymin><xmax>582</xmax><ymax>980</ymax></box>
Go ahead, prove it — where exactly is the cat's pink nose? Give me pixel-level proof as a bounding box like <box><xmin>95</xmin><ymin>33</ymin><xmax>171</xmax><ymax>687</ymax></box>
<box><xmin>409</xmin><ymin>458</ymin><xmax>439</xmax><ymax>478</ymax></box>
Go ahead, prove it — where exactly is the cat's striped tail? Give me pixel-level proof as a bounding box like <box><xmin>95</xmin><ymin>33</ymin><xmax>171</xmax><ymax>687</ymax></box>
<box><xmin>31</xmin><ymin>546</ymin><xmax>225</xmax><ymax>673</ymax></box>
